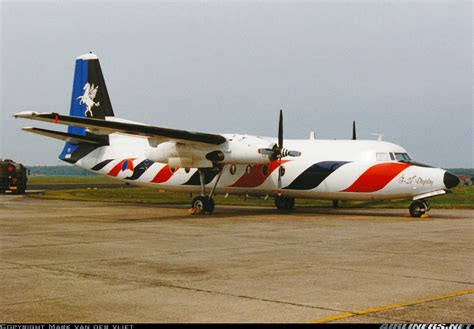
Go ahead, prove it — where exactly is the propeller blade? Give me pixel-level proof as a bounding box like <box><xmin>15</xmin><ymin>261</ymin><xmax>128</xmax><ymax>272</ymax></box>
<box><xmin>352</xmin><ymin>121</ymin><xmax>357</xmax><ymax>140</ymax></box>
<box><xmin>257</xmin><ymin>148</ymin><xmax>275</xmax><ymax>156</ymax></box>
<box><xmin>287</xmin><ymin>150</ymin><xmax>301</xmax><ymax>157</ymax></box>
<box><xmin>278</xmin><ymin>110</ymin><xmax>283</xmax><ymax>150</ymax></box>
<box><xmin>277</xmin><ymin>158</ymin><xmax>282</xmax><ymax>193</ymax></box>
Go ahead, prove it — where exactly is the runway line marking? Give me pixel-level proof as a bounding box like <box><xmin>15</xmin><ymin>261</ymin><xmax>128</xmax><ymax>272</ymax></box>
<box><xmin>310</xmin><ymin>288</ymin><xmax>474</xmax><ymax>323</ymax></box>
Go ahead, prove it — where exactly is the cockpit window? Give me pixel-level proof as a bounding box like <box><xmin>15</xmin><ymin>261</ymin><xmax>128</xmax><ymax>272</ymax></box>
<box><xmin>395</xmin><ymin>153</ymin><xmax>412</xmax><ymax>161</ymax></box>
<box><xmin>389</xmin><ymin>153</ymin><xmax>395</xmax><ymax>160</ymax></box>
<box><xmin>376</xmin><ymin>153</ymin><xmax>389</xmax><ymax>161</ymax></box>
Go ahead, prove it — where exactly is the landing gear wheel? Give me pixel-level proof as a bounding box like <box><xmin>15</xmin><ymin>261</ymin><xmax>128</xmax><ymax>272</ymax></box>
<box><xmin>191</xmin><ymin>196</ymin><xmax>215</xmax><ymax>214</ymax></box>
<box><xmin>409</xmin><ymin>200</ymin><xmax>428</xmax><ymax>218</ymax></box>
<box><xmin>207</xmin><ymin>197</ymin><xmax>215</xmax><ymax>213</ymax></box>
<box><xmin>275</xmin><ymin>196</ymin><xmax>295</xmax><ymax>210</ymax></box>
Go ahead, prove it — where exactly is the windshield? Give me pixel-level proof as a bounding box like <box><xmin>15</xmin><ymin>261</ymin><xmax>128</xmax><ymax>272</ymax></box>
<box><xmin>394</xmin><ymin>152</ymin><xmax>412</xmax><ymax>161</ymax></box>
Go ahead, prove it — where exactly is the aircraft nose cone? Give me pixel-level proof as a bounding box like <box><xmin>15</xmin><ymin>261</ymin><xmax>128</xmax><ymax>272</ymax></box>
<box><xmin>443</xmin><ymin>172</ymin><xmax>460</xmax><ymax>189</ymax></box>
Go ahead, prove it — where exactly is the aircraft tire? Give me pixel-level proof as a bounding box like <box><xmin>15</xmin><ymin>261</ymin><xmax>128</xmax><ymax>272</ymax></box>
<box><xmin>409</xmin><ymin>200</ymin><xmax>427</xmax><ymax>218</ymax></box>
<box><xmin>192</xmin><ymin>196</ymin><xmax>215</xmax><ymax>214</ymax></box>
<box><xmin>206</xmin><ymin>197</ymin><xmax>215</xmax><ymax>214</ymax></box>
<box><xmin>275</xmin><ymin>196</ymin><xmax>295</xmax><ymax>210</ymax></box>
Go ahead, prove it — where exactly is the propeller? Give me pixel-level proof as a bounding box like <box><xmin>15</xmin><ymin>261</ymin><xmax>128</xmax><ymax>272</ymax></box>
<box><xmin>258</xmin><ymin>110</ymin><xmax>301</xmax><ymax>192</ymax></box>
<box><xmin>352</xmin><ymin>120</ymin><xmax>357</xmax><ymax>140</ymax></box>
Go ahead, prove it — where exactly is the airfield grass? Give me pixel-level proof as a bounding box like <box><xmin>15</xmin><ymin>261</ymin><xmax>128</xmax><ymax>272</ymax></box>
<box><xmin>28</xmin><ymin>176</ymin><xmax>474</xmax><ymax>209</ymax></box>
<box><xmin>28</xmin><ymin>176</ymin><xmax>123</xmax><ymax>185</ymax></box>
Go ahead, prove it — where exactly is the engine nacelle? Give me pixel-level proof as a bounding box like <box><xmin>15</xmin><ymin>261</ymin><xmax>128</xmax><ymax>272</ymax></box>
<box><xmin>146</xmin><ymin>141</ymin><xmax>214</xmax><ymax>168</ymax></box>
<box><xmin>220</xmin><ymin>148</ymin><xmax>270</xmax><ymax>165</ymax></box>
<box><xmin>146</xmin><ymin>135</ymin><xmax>275</xmax><ymax>168</ymax></box>
<box><xmin>218</xmin><ymin>135</ymin><xmax>273</xmax><ymax>165</ymax></box>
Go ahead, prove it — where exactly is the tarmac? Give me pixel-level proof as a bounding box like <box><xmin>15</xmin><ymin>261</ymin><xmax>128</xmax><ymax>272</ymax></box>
<box><xmin>0</xmin><ymin>194</ymin><xmax>472</xmax><ymax>323</ymax></box>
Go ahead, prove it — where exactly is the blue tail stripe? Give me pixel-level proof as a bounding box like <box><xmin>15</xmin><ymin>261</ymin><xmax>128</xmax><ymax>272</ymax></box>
<box><xmin>59</xmin><ymin>59</ymin><xmax>89</xmax><ymax>161</ymax></box>
<box><xmin>68</xmin><ymin>59</ymin><xmax>88</xmax><ymax>135</ymax></box>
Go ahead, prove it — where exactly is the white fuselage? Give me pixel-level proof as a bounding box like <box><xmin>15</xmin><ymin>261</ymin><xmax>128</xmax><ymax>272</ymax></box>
<box><xmin>75</xmin><ymin>132</ymin><xmax>447</xmax><ymax>201</ymax></box>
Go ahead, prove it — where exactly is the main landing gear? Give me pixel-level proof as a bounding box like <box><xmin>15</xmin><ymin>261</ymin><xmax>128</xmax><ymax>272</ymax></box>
<box><xmin>275</xmin><ymin>195</ymin><xmax>295</xmax><ymax>210</ymax></box>
<box><xmin>409</xmin><ymin>199</ymin><xmax>431</xmax><ymax>218</ymax></box>
<box><xmin>190</xmin><ymin>168</ymin><xmax>223</xmax><ymax>214</ymax></box>
<box><xmin>191</xmin><ymin>195</ymin><xmax>215</xmax><ymax>213</ymax></box>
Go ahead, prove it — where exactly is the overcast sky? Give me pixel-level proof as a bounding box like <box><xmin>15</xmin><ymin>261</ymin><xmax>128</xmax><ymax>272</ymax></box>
<box><xmin>1</xmin><ymin>1</ymin><xmax>472</xmax><ymax>167</ymax></box>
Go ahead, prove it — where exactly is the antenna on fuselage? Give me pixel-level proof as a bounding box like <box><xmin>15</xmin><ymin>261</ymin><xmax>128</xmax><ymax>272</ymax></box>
<box><xmin>352</xmin><ymin>121</ymin><xmax>357</xmax><ymax>140</ymax></box>
<box><xmin>371</xmin><ymin>133</ymin><xmax>384</xmax><ymax>141</ymax></box>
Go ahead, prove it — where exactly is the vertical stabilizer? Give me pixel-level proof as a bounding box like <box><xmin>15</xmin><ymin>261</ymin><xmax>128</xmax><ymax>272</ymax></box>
<box><xmin>70</xmin><ymin>53</ymin><xmax>114</xmax><ymax>121</ymax></box>
<box><xmin>60</xmin><ymin>53</ymin><xmax>112</xmax><ymax>162</ymax></box>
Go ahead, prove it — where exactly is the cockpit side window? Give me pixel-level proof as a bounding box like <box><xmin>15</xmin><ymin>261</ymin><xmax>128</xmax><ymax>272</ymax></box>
<box><xmin>389</xmin><ymin>153</ymin><xmax>395</xmax><ymax>160</ymax></box>
<box><xmin>395</xmin><ymin>152</ymin><xmax>412</xmax><ymax>161</ymax></box>
<box><xmin>376</xmin><ymin>153</ymin><xmax>389</xmax><ymax>161</ymax></box>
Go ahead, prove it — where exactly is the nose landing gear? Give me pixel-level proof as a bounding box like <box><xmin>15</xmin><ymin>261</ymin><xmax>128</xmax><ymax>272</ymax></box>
<box><xmin>409</xmin><ymin>200</ymin><xmax>431</xmax><ymax>218</ymax></box>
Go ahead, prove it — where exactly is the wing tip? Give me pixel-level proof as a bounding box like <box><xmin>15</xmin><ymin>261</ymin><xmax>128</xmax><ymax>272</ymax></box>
<box><xmin>13</xmin><ymin>111</ymin><xmax>38</xmax><ymax>118</ymax></box>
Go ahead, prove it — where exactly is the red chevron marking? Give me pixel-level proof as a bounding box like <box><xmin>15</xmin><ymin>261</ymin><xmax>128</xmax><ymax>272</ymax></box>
<box><xmin>230</xmin><ymin>160</ymin><xmax>289</xmax><ymax>188</ymax></box>
<box><xmin>341</xmin><ymin>162</ymin><xmax>412</xmax><ymax>193</ymax></box>
<box><xmin>151</xmin><ymin>165</ymin><xmax>175</xmax><ymax>183</ymax></box>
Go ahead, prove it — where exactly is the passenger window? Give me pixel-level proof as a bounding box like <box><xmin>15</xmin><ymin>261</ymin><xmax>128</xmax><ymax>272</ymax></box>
<box><xmin>376</xmin><ymin>153</ymin><xmax>389</xmax><ymax>161</ymax></box>
<box><xmin>245</xmin><ymin>165</ymin><xmax>252</xmax><ymax>175</ymax></box>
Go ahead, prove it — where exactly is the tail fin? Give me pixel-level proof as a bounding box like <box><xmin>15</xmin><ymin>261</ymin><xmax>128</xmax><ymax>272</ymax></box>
<box><xmin>60</xmin><ymin>53</ymin><xmax>112</xmax><ymax>163</ymax></box>
<box><xmin>70</xmin><ymin>53</ymin><xmax>114</xmax><ymax>121</ymax></box>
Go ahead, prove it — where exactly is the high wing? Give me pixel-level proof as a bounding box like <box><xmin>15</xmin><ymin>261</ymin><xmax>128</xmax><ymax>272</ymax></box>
<box><xmin>14</xmin><ymin>111</ymin><xmax>227</xmax><ymax>145</ymax></box>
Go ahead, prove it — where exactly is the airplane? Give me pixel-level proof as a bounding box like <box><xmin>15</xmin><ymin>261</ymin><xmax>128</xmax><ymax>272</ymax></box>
<box><xmin>14</xmin><ymin>53</ymin><xmax>460</xmax><ymax>217</ymax></box>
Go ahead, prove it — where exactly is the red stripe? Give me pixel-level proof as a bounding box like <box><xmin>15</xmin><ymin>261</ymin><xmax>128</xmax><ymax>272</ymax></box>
<box><xmin>341</xmin><ymin>162</ymin><xmax>411</xmax><ymax>193</ymax></box>
<box><xmin>151</xmin><ymin>165</ymin><xmax>174</xmax><ymax>183</ymax></box>
<box><xmin>107</xmin><ymin>158</ymin><xmax>136</xmax><ymax>177</ymax></box>
<box><xmin>108</xmin><ymin>160</ymin><xmax>125</xmax><ymax>177</ymax></box>
<box><xmin>230</xmin><ymin>160</ymin><xmax>288</xmax><ymax>188</ymax></box>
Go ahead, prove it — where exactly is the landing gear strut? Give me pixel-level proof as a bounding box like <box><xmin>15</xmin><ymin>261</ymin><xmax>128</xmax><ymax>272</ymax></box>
<box><xmin>409</xmin><ymin>200</ymin><xmax>431</xmax><ymax>218</ymax></box>
<box><xmin>190</xmin><ymin>168</ymin><xmax>223</xmax><ymax>214</ymax></box>
<box><xmin>275</xmin><ymin>195</ymin><xmax>295</xmax><ymax>210</ymax></box>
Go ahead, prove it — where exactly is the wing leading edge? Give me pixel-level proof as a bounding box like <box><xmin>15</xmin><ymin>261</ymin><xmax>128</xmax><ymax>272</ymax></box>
<box><xmin>14</xmin><ymin>111</ymin><xmax>227</xmax><ymax>145</ymax></box>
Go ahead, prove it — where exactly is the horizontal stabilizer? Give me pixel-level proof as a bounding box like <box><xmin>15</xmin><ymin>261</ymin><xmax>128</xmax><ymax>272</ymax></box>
<box><xmin>22</xmin><ymin>127</ymin><xmax>108</xmax><ymax>145</ymax></box>
<box><xmin>14</xmin><ymin>111</ymin><xmax>227</xmax><ymax>145</ymax></box>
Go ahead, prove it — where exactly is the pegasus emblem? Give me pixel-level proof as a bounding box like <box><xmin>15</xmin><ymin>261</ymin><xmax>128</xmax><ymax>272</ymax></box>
<box><xmin>77</xmin><ymin>82</ymin><xmax>100</xmax><ymax>117</ymax></box>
